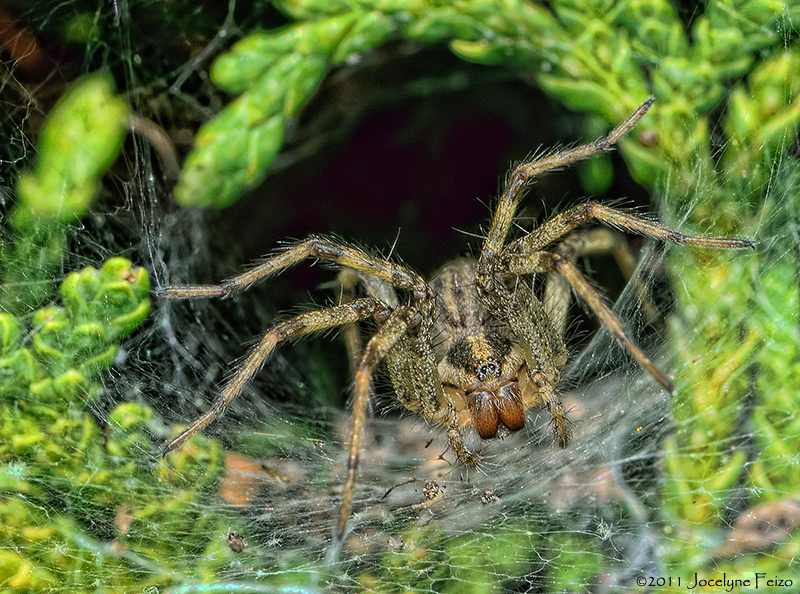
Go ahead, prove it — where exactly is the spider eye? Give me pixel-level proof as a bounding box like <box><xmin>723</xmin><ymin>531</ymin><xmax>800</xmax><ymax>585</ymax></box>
<box><xmin>474</xmin><ymin>359</ymin><xmax>502</xmax><ymax>381</ymax></box>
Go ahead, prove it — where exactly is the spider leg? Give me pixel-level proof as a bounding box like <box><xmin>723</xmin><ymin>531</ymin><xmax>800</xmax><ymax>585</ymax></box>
<box><xmin>506</xmin><ymin>204</ymin><xmax>753</xmax><ymax>377</ymax></box>
<box><xmin>505</xmin><ymin>202</ymin><xmax>755</xmax><ymax>254</ymax></box>
<box><xmin>336</xmin><ymin>269</ymin><xmax>365</xmax><ymax>381</ymax></box>
<box><xmin>335</xmin><ymin>306</ymin><xmax>421</xmax><ymax>544</ymax></box>
<box><xmin>161</xmin><ymin>236</ymin><xmax>431</xmax><ymax>301</ymax></box>
<box><xmin>543</xmin><ymin>228</ymin><xmax>660</xmax><ymax>340</ymax></box>
<box><xmin>480</xmin><ymin>98</ymin><xmax>655</xmax><ymax>264</ymax></box>
<box><xmin>506</xmin><ymin>250</ymin><xmax>675</xmax><ymax>393</ymax></box>
<box><xmin>162</xmin><ymin>297</ymin><xmax>393</xmax><ymax>455</ymax></box>
<box><xmin>336</xmin><ymin>269</ymin><xmax>403</xmax><ymax>378</ymax></box>
<box><xmin>475</xmin><ymin>101</ymin><xmax>657</xmax><ymax>376</ymax></box>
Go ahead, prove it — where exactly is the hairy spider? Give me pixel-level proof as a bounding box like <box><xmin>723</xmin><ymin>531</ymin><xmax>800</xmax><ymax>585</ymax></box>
<box><xmin>160</xmin><ymin>98</ymin><xmax>753</xmax><ymax>551</ymax></box>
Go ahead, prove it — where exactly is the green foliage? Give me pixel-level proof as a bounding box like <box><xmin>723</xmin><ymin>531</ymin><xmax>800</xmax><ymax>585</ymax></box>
<box><xmin>0</xmin><ymin>74</ymin><xmax>236</xmax><ymax>592</ymax></box>
<box><xmin>0</xmin><ymin>258</ymin><xmax>150</xmax><ymax>406</ymax></box>
<box><xmin>658</xmin><ymin>53</ymin><xmax>800</xmax><ymax>586</ymax></box>
<box><xmin>175</xmin><ymin>0</ymin><xmax>799</xmax><ymax>210</ymax></box>
<box><xmin>0</xmin><ymin>259</ymin><xmax>164</xmax><ymax>591</ymax></box>
<box><xmin>1</xmin><ymin>75</ymin><xmax>129</xmax><ymax>315</ymax></box>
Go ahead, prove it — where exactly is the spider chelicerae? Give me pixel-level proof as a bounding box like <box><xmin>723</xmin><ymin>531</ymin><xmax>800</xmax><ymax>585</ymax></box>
<box><xmin>161</xmin><ymin>98</ymin><xmax>753</xmax><ymax>549</ymax></box>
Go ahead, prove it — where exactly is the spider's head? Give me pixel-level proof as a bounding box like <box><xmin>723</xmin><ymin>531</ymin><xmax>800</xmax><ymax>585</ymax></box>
<box><xmin>444</xmin><ymin>332</ymin><xmax>526</xmax><ymax>439</ymax></box>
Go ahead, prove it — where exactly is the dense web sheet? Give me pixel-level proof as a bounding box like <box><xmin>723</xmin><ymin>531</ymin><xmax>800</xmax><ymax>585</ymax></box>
<box><xmin>1</xmin><ymin>1</ymin><xmax>799</xmax><ymax>593</ymax></box>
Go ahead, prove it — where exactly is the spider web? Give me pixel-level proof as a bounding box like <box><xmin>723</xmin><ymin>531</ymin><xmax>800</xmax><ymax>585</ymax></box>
<box><xmin>1</xmin><ymin>2</ymin><xmax>797</xmax><ymax>592</ymax></box>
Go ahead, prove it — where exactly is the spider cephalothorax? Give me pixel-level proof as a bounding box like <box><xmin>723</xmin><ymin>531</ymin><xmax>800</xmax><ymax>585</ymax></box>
<box><xmin>160</xmin><ymin>98</ymin><xmax>753</xmax><ymax>553</ymax></box>
<box><xmin>432</xmin><ymin>259</ymin><xmax>530</xmax><ymax>440</ymax></box>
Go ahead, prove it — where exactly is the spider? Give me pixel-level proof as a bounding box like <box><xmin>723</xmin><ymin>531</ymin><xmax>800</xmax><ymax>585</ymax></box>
<box><xmin>160</xmin><ymin>98</ymin><xmax>753</xmax><ymax>551</ymax></box>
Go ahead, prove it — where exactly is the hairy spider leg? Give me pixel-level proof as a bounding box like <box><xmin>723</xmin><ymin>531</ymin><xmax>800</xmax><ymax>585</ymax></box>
<box><xmin>543</xmin><ymin>228</ymin><xmax>661</xmax><ymax>340</ymax></box>
<box><xmin>161</xmin><ymin>297</ymin><xmax>394</xmax><ymax>455</ymax></box>
<box><xmin>160</xmin><ymin>237</ymin><xmax>434</xmax><ymax>455</ymax></box>
<box><xmin>336</xmin><ymin>269</ymin><xmax>368</xmax><ymax>382</ymax></box>
<box><xmin>335</xmin><ymin>306</ymin><xmax>422</xmax><ymax>547</ymax></box>
<box><xmin>507</xmin><ymin>250</ymin><xmax>675</xmax><ymax>392</ymax></box>
<box><xmin>336</xmin><ymin>269</ymin><xmax>401</xmax><ymax>382</ymax></box>
<box><xmin>160</xmin><ymin>236</ymin><xmax>437</xmax><ymax>456</ymax></box>
<box><xmin>480</xmin><ymin>98</ymin><xmax>656</xmax><ymax>262</ymax></box>
<box><xmin>506</xmin><ymin>201</ymin><xmax>755</xmax><ymax>254</ymax></box>
<box><xmin>503</xmin><ymin>202</ymin><xmax>754</xmax><ymax>391</ymax></box>
<box><xmin>161</xmin><ymin>236</ymin><xmax>433</xmax><ymax>301</ymax></box>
